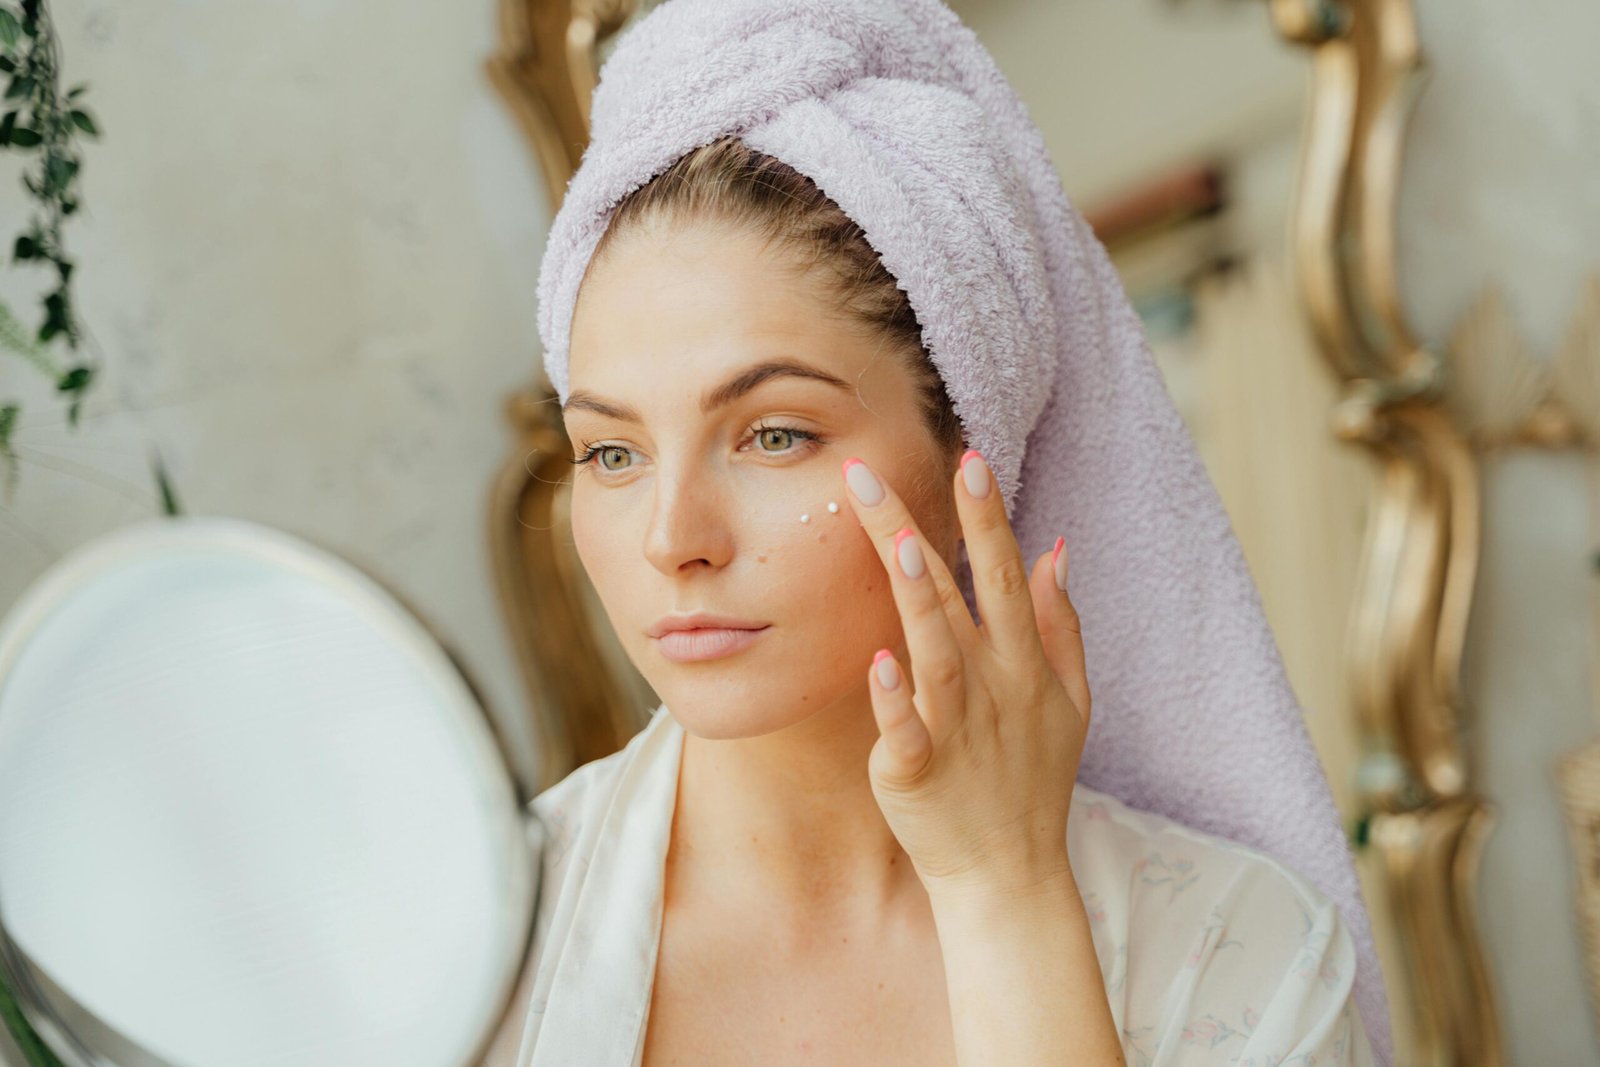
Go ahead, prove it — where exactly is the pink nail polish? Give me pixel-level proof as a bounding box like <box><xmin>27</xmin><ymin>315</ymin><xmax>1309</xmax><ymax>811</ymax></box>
<box><xmin>960</xmin><ymin>449</ymin><xmax>991</xmax><ymax>499</ymax></box>
<box><xmin>843</xmin><ymin>457</ymin><xmax>885</xmax><ymax>506</ymax></box>
<box><xmin>1052</xmin><ymin>535</ymin><xmax>1068</xmax><ymax>592</ymax></box>
<box><xmin>894</xmin><ymin>527</ymin><xmax>925</xmax><ymax>579</ymax></box>
<box><xmin>873</xmin><ymin>648</ymin><xmax>900</xmax><ymax>689</ymax></box>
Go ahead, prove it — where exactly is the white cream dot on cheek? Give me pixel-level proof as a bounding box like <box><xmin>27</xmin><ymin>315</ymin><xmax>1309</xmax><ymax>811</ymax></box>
<box><xmin>801</xmin><ymin>503</ymin><xmax>844</xmax><ymax>525</ymax></box>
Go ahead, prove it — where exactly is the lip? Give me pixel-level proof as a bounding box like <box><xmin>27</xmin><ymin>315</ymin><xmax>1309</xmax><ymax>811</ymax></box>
<box><xmin>647</xmin><ymin>611</ymin><xmax>769</xmax><ymax>638</ymax></box>
<box><xmin>653</xmin><ymin>625</ymin><xmax>771</xmax><ymax>663</ymax></box>
<box><xmin>647</xmin><ymin>612</ymin><xmax>771</xmax><ymax>664</ymax></box>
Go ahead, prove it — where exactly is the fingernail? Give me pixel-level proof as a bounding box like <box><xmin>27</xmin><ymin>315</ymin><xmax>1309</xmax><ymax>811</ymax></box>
<box><xmin>895</xmin><ymin>527</ymin><xmax>925</xmax><ymax>579</ymax></box>
<box><xmin>1052</xmin><ymin>535</ymin><xmax>1069</xmax><ymax>592</ymax></box>
<box><xmin>874</xmin><ymin>649</ymin><xmax>900</xmax><ymax>690</ymax></box>
<box><xmin>960</xmin><ymin>449</ymin><xmax>991</xmax><ymax>499</ymax></box>
<box><xmin>843</xmin><ymin>458</ymin><xmax>884</xmax><ymax>506</ymax></box>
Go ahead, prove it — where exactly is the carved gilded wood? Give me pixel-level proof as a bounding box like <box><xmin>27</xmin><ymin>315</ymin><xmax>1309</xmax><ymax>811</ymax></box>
<box><xmin>1268</xmin><ymin>1</ymin><xmax>1503</xmax><ymax>1062</ymax></box>
<box><xmin>484</xmin><ymin>0</ymin><xmax>655</xmax><ymax>795</ymax></box>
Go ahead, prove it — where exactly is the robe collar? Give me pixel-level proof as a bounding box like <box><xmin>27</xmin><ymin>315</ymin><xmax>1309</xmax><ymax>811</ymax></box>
<box><xmin>526</xmin><ymin>705</ymin><xmax>683</xmax><ymax>1066</ymax></box>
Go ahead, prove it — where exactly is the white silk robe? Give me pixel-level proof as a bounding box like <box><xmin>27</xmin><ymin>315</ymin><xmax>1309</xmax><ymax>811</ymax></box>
<box><xmin>483</xmin><ymin>704</ymin><xmax>1376</xmax><ymax>1066</ymax></box>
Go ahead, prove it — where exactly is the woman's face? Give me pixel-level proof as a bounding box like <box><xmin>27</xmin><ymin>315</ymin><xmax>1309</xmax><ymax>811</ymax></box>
<box><xmin>563</xmin><ymin>216</ymin><xmax>965</xmax><ymax>739</ymax></box>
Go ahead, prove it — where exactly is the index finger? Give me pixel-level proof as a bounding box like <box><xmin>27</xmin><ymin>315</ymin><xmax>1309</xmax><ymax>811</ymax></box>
<box><xmin>841</xmin><ymin>457</ymin><xmax>980</xmax><ymax>657</ymax></box>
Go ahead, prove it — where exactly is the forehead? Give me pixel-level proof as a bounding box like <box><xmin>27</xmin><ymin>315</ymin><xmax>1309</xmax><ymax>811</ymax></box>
<box><xmin>566</xmin><ymin>220</ymin><xmax>877</xmax><ymax>396</ymax></box>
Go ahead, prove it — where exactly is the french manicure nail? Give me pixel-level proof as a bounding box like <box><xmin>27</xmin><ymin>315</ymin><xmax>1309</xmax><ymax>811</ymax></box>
<box><xmin>843</xmin><ymin>458</ymin><xmax>885</xmax><ymax>506</ymax></box>
<box><xmin>874</xmin><ymin>649</ymin><xmax>900</xmax><ymax>690</ymax></box>
<box><xmin>1053</xmin><ymin>535</ymin><xmax>1069</xmax><ymax>592</ymax></box>
<box><xmin>895</xmin><ymin>527</ymin><xmax>925</xmax><ymax>579</ymax></box>
<box><xmin>960</xmin><ymin>449</ymin><xmax>991</xmax><ymax>499</ymax></box>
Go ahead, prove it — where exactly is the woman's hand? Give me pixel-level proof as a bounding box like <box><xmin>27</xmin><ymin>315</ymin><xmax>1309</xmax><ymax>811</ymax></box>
<box><xmin>841</xmin><ymin>449</ymin><xmax>1091</xmax><ymax>906</ymax></box>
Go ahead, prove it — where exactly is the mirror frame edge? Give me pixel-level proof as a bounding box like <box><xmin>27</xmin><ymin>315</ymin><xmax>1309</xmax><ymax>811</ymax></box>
<box><xmin>1270</xmin><ymin>1</ymin><xmax>1502</xmax><ymax>1063</ymax></box>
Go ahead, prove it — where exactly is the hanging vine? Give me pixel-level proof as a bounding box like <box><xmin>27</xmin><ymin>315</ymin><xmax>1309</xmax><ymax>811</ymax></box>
<box><xmin>0</xmin><ymin>0</ymin><xmax>99</xmax><ymax>501</ymax></box>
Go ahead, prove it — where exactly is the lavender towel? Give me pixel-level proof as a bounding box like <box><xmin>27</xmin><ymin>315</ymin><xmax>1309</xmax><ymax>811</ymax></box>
<box><xmin>534</xmin><ymin>1</ymin><xmax>1394</xmax><ymax>1061</ymax></box>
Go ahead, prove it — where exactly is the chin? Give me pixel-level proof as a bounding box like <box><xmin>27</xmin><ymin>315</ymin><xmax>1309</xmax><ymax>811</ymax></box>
<box><xmin>645</xmin><ymin>665</ymin><xmax>838</xmax><ymax>742</ymax></box>
<box><xmin>652</xmin><ymin>675</ymin><xmax>779</xmax><ymax>738</ymax></box>
<box><xmin>665</xmin><ymin>699</ymin><xmax>802</xmax><ymax>741</ymax></box>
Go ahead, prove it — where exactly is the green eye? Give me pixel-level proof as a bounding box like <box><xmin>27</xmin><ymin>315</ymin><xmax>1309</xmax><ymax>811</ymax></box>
<box><xmin>571</xmin><ymin>424</ymin><xmax>824</xmax><ymax>482</ymax></box>
<box><xmin>757</xmin><ymin>427</ymin><xmax>795</xmax><ymax>451</ymax></box>
<box><xmin>751</xmin><ymin>423</ymin><xmax>822</xmax><ymax>454</ymax></box>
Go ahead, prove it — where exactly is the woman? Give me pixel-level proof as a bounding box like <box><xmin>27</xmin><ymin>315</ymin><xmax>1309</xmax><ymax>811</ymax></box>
<box><xmin>488</xmin><ymin>2</ymin><xmax>1391</xmax><ymax>1064</ymax></box>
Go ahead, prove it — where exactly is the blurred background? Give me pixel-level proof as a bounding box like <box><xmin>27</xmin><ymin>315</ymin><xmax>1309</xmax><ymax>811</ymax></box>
<box><xmin>1</xmin><ymin>0</ymin><xmax>1596</xmax><ymax>1063</ymax></box>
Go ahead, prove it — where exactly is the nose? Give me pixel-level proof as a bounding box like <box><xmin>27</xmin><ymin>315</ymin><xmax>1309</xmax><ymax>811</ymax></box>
<box><xmin>641</xmin><ymin>461</ymin><xmax>735</xmax><ymax>577</ymax></box>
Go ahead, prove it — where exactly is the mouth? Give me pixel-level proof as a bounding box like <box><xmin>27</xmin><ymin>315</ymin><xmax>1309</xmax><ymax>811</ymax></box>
<box><xmin>652</xmin><ymin>625</ymin><xmax>771</xmax><ymax>663</ymax></box>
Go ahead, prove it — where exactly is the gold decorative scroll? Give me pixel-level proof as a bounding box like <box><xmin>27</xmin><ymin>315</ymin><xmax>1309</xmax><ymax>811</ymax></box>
<box><xmin>484</xmin><ymin>0</ymin><xmax>654</xmax><ymax>795</ymax></box>
<box><xmin>1445</xmin><ymin>274</ymin><xmax>1600</xmax><ymax>450</ymax></box>
<box><xmin>1558</xmin><ymin>741</ymin><xmax>1600</xmax><ymax>1031</ymax></box>
<box><xmin>1267</xmin><ymin>0</ymin><xmax>1504</xmax><ymax>1063</ymax></box>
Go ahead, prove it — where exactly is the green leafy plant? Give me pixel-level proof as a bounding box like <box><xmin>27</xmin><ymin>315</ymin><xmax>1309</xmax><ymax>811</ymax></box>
<box><xmin>0</xmin><ymin>0</ymin><xmax>100</xmax><ymax>501</ymax></box>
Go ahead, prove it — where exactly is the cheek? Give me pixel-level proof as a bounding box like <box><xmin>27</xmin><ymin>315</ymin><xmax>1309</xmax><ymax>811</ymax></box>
<box><xmin>756</xmin><ymin>494</ymin><xmax>904</xmax><ymax>655</ymax></box>
<box><xmin>570</xmin><ymin>489</ymin><xmax>630</xmax><ymax>598</ymax></box>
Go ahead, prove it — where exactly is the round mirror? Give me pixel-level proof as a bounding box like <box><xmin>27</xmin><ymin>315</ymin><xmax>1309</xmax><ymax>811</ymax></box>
<box><xmin>0</xmin><ymin>515</ymin><xmax>540</xmax><ymax>1067</ymax></box>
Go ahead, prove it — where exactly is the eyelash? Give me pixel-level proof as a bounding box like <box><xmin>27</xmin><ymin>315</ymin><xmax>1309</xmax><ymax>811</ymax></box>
<box><xmin>568</xmin><ymin>422</ymin><xmax>825</xmax><ymax>479</ymax></box>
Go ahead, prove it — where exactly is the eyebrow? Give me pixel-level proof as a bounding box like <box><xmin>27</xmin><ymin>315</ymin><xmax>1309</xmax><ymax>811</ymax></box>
<box><xmin>561</xmin><ymin>356</ymin><xmax>853</xmax><ymax>422</ymax></box>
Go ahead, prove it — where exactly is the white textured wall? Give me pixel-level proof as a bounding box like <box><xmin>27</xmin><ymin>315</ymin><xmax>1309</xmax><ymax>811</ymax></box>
<box><xmin>0</xmin><ymin>3</ymin><xmax>553</xmax><ymax>799</ymax></box>
<box><xmin>950</xmin><ymin>0</ymin><xmax>1305</xmax><ymax>206</ymax></box>
<box><xmin>1401</xmin><ymin>1</ymin><xmax>1600</xmax><ymax>1061</ymax></box>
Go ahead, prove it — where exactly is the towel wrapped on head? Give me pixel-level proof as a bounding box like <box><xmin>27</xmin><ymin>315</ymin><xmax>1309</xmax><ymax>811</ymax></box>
<box><xmin>536</xmin><ymin>1</ymin><xmax>1394</xmax><ymax>1062</ymax></box>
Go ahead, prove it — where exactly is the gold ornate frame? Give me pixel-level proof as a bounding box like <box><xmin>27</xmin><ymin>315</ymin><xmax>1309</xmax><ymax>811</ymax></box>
<box><xmin>483</xmin><ymin>0</ymin><xmax>654</xmax><ymax>795</ymax></box>
<box><xmin>1268</xmin><ymin>1</ymin><xmax>1502</xmax><ymax>1062</ymax></box>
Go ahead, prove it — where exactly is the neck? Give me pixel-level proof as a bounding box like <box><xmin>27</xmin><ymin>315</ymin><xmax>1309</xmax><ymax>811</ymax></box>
<box><xmin>668</xmin><ymin>684</ymin><xmax>926</xmax><ymax>923</ymax></box>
